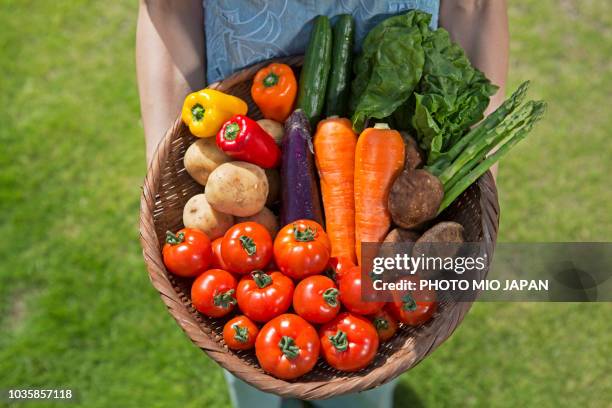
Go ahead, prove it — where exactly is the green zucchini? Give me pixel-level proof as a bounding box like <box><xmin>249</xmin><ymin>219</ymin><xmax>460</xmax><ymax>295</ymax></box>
<box><xmin>296</xmin><ymin>15</ymin><xmax>332</xmax><ymax>126</ymax></box>
<box><xmin>325</xmin><ymin>14</ymin><xmax>355</xmax><ymax>118</ymax></box>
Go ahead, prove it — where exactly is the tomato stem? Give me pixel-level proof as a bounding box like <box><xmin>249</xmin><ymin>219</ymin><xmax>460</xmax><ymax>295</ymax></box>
<box><xmin>293</xmin><ymin>224</ymin><xmax>316</xmax><ymax>242</ymax></box>
<box><xmin>165</xmin><ymin>230</ymin><xmax>185</xmax><ymax>245</ymax></box>
<box><xmin>322</xmin><ymin>288</ymin><xmax>339</xmax><ymax>307</ymax></box>
<box><xmin>328</xmin><ymin>330</ymin><xmax>348</xmax><ymax>351</ymax></box>
<box><xmin>252</xmin><ymin>270</ymin><xmax>272</xmax><ymax>288</ymax></box>
<box><xmin>373</xmin><ymin>317</ymin><xmax>389</xmax><ymax>331</ymax></box>
<box><xmin>232</xmin><ymin>324</ymin><xmax>249</xmax><ymax>343</ymax></box>
<box><xmin>239</xmin><ymin>235</ymin><xmax>257</xmax><ymax>256</ymax></box>
<box><xmin>401</xmin><ymin>293</ymin><xmax>417</xmax><ymax>311</ymax></box>
<box><xmin>278</xmin><ymin>336</ymin><xmax>300</xmax><ymax>360</ymax></box>
<box><xmin>213</xmin><ymin>289</ymin><xmax>236</xmax><ymax>309</ymax></box>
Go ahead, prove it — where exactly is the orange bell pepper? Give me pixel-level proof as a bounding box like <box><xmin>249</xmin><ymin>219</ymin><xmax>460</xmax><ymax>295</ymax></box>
<box><xmin>251</xmin><ymin>63</ymin><xmax>297</xmax><ymax>122</ymax></box>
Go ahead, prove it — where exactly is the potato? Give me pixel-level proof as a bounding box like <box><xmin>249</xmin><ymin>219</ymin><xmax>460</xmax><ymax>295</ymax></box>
<box><xmin>417</xmin><ymin>221</ymin><xmax>465</xmax><ymax>244</ymax></box>
<box><xmin>379</xmin><ymin>228</ymin><xmax>421</xmax><ymax>265</ymax></box>
<box><xmin>383</xmin><ymin>228</ymin><xmax>420</xmax><ymax>243</ymax></box>
<box><xmin>183</xmin><ymin>194</ymin><xmax>234</xmax><ymax>239</ymax></box>
<box><xmin>257</xmin><ymin>119</ymin><xmax>284</xmax><ymax>146</ymax></box>
<box><xmin>205</xmin><ymin>161</ymin><xmax>269</xmax><ymax>217</ymax></box>
<box><xmin>388</xmin><ymin>169</ymin><xmax>444</xmax><ymax>229</ymax></box>
<box><xmin>184</xmin><ymin>138</ymin><xmax>231</xmax><ymax>185</ymax></box>
<box><xmin>265</xmin><ymin>168</ymin><xmax>280</xmax><ymax>206</ymax></box>
<box><xmin>237</xmin><ymin>207</ymin><xmax>279</xmax><ymax>236</ymax></box>
<box><xmin>400</xmin><ymin>131</ymin><xmax>425</xmax><ymax>170</ymax></box>
<box><xmin>413</xmin><ymin>221</ymin><xmax>465</xmax><ymax>260</ymax></box>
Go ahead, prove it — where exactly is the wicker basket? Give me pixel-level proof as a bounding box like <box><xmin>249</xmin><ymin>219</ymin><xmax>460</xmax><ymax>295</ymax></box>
<box><xmin>139</xmin><ymin>56</ymin><xmax>500</xmax><ymax>400</ymax></box>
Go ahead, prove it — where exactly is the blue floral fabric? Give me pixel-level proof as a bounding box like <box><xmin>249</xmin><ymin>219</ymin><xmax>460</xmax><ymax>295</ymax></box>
<box><xmin>204</xmin><ymin>0</ymin><xmax>440</xmax><ymax>83</ymax></box>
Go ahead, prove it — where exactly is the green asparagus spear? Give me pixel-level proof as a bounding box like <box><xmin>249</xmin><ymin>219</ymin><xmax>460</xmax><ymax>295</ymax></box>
<box><xmin>426</xmin><ymin>81</ymin><xmax>530</xmax><ymax>176</ymax></box>
<box><xmin>439</xmin><ymin>100</ymin><xmax>539</xmax><ymax>188</ymax></box>
<box><xmin>438</xmin><ymin>101</ymin><xmax>547</xmax><ymax>213</ymax></box>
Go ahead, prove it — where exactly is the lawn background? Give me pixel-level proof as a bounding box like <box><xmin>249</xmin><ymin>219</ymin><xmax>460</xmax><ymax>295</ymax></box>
<box><xmin>0</xmin><ymin>1</ymin><xmax>610</xmax><ymax>407</ymax></box>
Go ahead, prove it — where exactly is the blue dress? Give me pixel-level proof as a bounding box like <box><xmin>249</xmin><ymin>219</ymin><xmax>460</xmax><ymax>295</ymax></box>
<box><xmin>204</xmin><ymin>0</ymin><xmax>440</xmax><ymax>83</ymax></box>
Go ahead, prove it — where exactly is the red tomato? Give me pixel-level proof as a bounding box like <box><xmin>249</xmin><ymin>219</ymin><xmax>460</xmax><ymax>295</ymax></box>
<box><xmin>328</xmin><ymin>255</ymin><xmax>356</xmax><ymax>282</ymax></box>
<box><xmin>191</xmin><ymin>269</ymin><xmax>237</xmax><ymax>317</ymax></box>
<box><xmin>236</xmin><ymin>271</ymin><xmax>294</xmax><ymax>322</ymax></box>
<box><xmin>371</xmin><ymin>308</ymin><xmax>398</xmax><ymax>342</ymax></box>
<box><xmin>319</xmin><ymin>312</ymin><xmax>379</xmax><ymax>372</ymax></box>
<box><xmin>162</xmin><ymin>228</ymin><xmax>212</xmax><ymax>277</ymax></box>
<box><xmin>221</xmin><ymin>222</ymin><xmax>273</xmax><ymax>274</ymax></box>
<box><xmin>388</xmin><ymin>276</ymin><xmax>437</xmax><ymax>325</ymax></box>
<box><xmin>210</xmin><ymin>237</ymin><xmax>230</xmax><ymax>270</ymax></box>
<box><xmin>255</xmin><ymin>314</ymin><xmax>320</xmax><ymax>380</ymax></box>
<box><xmin>338</xmin><ymin>266</ymin><xmax>384</xmax><ymax>315</ymax></box>
<box><xmin>223</xmin><ymin>315</ymin><xmax>259</xmax><ymax>350</ymax></box>
<box><xmin>273</xmin><ymin>219</ymin><xmax>331</xmax><ymax>280</ymax></box>
<box><xmin>293</xmin><ymin>275</ymin><xmax>340</xmax><ymax>324</ymax></box>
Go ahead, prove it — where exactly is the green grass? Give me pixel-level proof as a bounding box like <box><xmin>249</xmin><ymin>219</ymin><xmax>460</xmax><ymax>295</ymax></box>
<box><xmin>0</xmin><ymin>1</ymin><xmax>610</xmax><ymax>407</ymax></box>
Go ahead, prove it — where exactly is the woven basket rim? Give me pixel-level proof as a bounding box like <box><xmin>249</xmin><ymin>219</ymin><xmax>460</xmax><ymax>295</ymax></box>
<box><xmin>139</xmin><ymin>56</ymin><xmax>500</xmax><ymax>399</ymax></box>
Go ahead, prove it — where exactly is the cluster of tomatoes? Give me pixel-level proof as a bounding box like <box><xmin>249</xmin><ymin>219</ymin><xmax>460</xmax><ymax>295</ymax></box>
<box><xmin>162</xmin><ymin>219</ymin><xmax>437</xmax><ymax>380</ymax></box>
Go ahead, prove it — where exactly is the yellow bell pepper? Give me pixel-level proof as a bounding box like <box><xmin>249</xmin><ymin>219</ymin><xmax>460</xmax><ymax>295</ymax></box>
<box><xmin>181</xmin><ymin>89</ymin><xmax>248</xmax><ymax>138</ymax></box>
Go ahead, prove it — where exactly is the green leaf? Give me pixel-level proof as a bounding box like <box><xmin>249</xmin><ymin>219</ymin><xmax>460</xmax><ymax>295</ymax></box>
<box><xmin>350</xmin><ymin>11</ymin><xmax>431</xmax><ymax>132</ymax></box>
<box><xmin>411</xmin><ymin>28</ymin><xmax>498</xmax><ymax>163</ymax></box>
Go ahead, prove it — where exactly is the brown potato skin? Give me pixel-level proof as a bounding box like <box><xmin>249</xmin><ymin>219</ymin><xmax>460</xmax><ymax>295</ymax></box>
<box><xmin>184</xmin><ymin>138</ymin><xmax>231</xmax><ymax>186</ymax></box>
<box><xmin>399</xmin><ymin>132</ymin><xmax>425</xmax><ymax>170</ymax></box>
<box><xmin>236</xmin><ymin>207</ymin><xmax>279</xmax><ymax>236</ymax></box>
<box><xmin>388</xmin><ymin>169</ymin><xmax>444</xmax><ymax>229</ymax></box>
<box><xmin>257</xmin><ymin>119</ymin><xmax>284</xmax><ymax>146</ymax></box>
<box><xmin>383</xmin><ymin>228</ymin><xmax>420</xmax><ymax>243</ymax></box>
<box><xmin>183</xmin><ymin>194</ymin><xmax>234</xmax><ymax>239</ymax></box>
<box><xmin>416</xmin><ymin>221</ymin><xmax>465</xmax><ymax>244</ymax></box>
<box><xmin>205</xmin><ymin>161</ymin><xmax>269</xmax><ymax>217</ymax></box>
<box><xmin>412</xmin><ymin>221</ymin><xmax>465</xmax><ymax>261</ymax></box>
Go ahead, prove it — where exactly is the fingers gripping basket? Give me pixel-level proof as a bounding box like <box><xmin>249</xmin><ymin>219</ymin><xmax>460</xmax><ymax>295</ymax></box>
<box><xmin>139</xmin><ymin>56</ymin><xmax>500</xmax><ymax>400</ymax></box>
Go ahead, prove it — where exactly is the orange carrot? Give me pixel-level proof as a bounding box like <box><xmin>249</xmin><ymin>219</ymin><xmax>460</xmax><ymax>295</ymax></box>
<box><xmin>314</xmin><ymin>117</ymin><xmax>358</xmax><ymax>263</ymax></box>
<box><xmin>354</xmin><ymin>123</ymin><xmax>405</xmax><ymax>263</ymax></box>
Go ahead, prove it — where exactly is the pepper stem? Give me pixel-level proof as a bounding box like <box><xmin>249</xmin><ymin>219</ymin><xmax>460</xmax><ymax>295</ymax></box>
<box><xmin>224</xmin><ymin>122</ymin><xmax>241</xmax><ymax>141</ymax></box>
<box><xmin>239</xmin><ymin>235</ymin><xmax>257</xmax><ymax>256</ymax></box>
<box><xmin>165</xmin><ymin>230</ymin><xmax>185</xmax><ymax>245</ymax></box>
<box><xmin>278</xmin><ymin>336</ymin><xmax>300</xmax><ymax>360</ymax></box>
<box><xmin>263</xmin><ymin>72</ymin><xmax>279</xmax><ymax>87</ymax></box>
<box><xmin>328</xmin><ymin>330</ymin><xmax>348</xmax><ymax>351</ymax></box>
<box><xmin>401</xmin><ymin>293</ymin><xmax>417</xmax><ymax>311</ymax></box>
<box><xmin>293</xmin><ymin>224</ymin><xmax>316</xmax><ymax>242</ymax></box>
<box><xmin>252</xmin><ymin>270</ymin><xmax>272</xmax><ymax>288</ymax></box>
<box><xmin>322</xmin><ymin>288</ymin><xmax>339</xmax><ymax>307</ymax></box>
<box><xmin>233</xmin><ymin>324</ymin><xmax>249</xmax><ymax>343</ymax></box>
<box><xmin>373</xmin><ymin>317</ymin><xmax>389</xmax><ymax>331</ymax></box>
<box><xmin>191</xmin><ymin>104</ymin><xmax>205</xmax><ymax>121</ymax></box>
<box><xmin>213</xmin><ymin>289</ymin><xmax>236</xmax><ymax>309</ymax></box>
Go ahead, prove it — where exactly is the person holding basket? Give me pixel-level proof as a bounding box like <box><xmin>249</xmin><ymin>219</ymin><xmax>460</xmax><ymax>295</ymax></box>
<box><xmin>136</xmin><ymin>1</ymin><xmax>508</xmax><ymax>407</ymax></box>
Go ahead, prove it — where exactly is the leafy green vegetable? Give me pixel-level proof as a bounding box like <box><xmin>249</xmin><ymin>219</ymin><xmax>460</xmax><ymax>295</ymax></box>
<box><xmin>350</xmin><ymin>11</ymin><xmax>431</xmax><ymax>132</ymax></box>
<box><xmin>350</xmin><ymin>9</ymin><xmax>496</xmax><ymax>151</ymax></box>
<box><xmin>413</xmin><ymin>29</ymin><xmax>498</xmax><ymax>164</ymax></box>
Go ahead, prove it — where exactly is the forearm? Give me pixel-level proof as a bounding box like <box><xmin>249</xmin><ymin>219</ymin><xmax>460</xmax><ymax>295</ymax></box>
<box><xmin>440</xmin><ymin>0</ymin><xmax>509</xmax><ymax>115</ymax></box>
<box><xmin>136</xmin><ymin>0</ymin><xmax>205</xmax><ymax>164</ymax></box>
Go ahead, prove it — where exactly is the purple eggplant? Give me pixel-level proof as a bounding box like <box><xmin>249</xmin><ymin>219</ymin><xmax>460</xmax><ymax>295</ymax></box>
<box><xmin>280</xmin><ymin>109</ymin><xmax>324</xmax><ymax>226</ymax></box>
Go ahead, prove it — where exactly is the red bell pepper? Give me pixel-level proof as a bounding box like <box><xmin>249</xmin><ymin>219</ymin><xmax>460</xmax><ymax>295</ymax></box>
<box><xmin>216</xmin><ymin>115</ymin><xmax>281</xmax><ymax>168</ymax></box>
